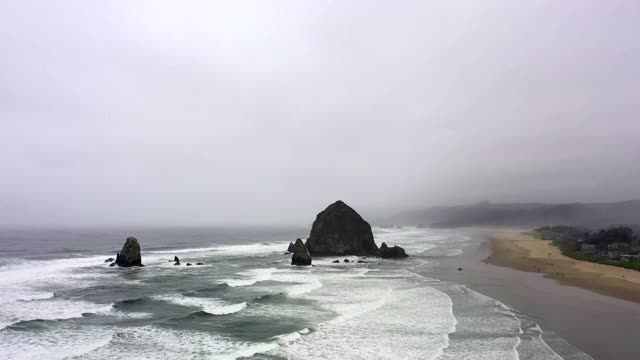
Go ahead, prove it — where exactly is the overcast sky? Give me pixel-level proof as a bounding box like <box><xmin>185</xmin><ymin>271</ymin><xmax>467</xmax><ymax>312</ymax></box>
<box><xmin>1</xmin><ymin>0</ymin><xmax>639</xmax><ymax>226</ymax></box>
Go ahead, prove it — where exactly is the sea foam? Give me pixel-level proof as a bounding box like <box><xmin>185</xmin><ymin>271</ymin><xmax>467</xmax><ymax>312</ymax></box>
<box><xmin>153</xmin><ymin>294</ymin><xmax>247</xmax><ymax>315</ymax></box>
<box><xmin>0</xmin><ymin>298</ymin><xmax>113</xmax><ymax>330</ymax></box>
<box><xmin>274</xmin><ymin>270</ymin><xmax>457</xmax><ymax>360</ymax></box>
<box><xmin>222</xmin><ymin>267</ymin><xmax>277</xmax><ymax>287</ymax></box>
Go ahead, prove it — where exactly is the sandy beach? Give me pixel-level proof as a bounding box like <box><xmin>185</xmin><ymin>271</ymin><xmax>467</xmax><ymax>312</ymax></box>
<box><xmin>483</xmin><ymin>228</ymin><xmax>640</xmax><ymax>303</ymax></box>
<box><xmin>423</xmin><ymin>228</ymin><xmax>640</xmax><ymax>360</ymax></box>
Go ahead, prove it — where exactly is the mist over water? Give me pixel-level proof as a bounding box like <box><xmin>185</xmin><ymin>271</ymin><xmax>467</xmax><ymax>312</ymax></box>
<box><xmin>1</xmin><ymin>1</ymin><xmax>640</xmax><ymax>227</ymax></box>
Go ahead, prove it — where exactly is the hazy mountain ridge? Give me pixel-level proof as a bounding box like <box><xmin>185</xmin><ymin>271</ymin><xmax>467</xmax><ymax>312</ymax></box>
<box><xmin>386</xmin><ymin>200</ymin><xmax>640</xmax><ymax>229</ymax></box>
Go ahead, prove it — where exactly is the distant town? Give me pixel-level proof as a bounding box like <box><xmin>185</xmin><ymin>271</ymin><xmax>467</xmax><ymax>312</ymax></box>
<box><xmin>532</xmin><ymin>226</ymin><xmax>640</xmax><ymax>270</ymax></box>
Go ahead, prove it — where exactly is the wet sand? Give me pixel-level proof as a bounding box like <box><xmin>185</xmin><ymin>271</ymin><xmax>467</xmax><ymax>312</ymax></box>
<box><xmin>422</xmin><ymin>229</ymin><xmax>640</xmax><ymax>360</ymax></box>
<box><xmin>484</xmin><ymin>228</ymin><xmax>640</xmax><ymax>303</ymax></box>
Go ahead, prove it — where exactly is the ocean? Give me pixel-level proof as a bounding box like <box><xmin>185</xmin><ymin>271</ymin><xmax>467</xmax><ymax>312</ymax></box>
<box><xmin>0</xmin><ymin>226</ymin><xmax>593</xmax><ymax>359</ymax></box>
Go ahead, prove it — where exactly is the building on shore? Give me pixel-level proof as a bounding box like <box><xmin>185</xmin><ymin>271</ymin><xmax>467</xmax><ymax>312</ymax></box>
<box><xmin>620</xmin><ymin>254</ymin><xmax>640</xmax><ymax>262</ymax></box>
<box><xmin>580</xmin><ymin>244</ymin><xmax>597</xmax><ymax>254</ymax></box>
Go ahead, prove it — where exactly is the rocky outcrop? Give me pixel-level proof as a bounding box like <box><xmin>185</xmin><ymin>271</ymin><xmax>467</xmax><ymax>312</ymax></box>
<box><xmin>114</xmin><ymin>237</ymin><xmax>143</xmax><ymax>267</ymax></box>
<box><xmin>291</xmin><ymin>238</ymin><xmax>312</xmax><ymax>266</ymax></box>
<box><xmin>287</xmin><ymin>242</ymin><xmax>295</xmax><ymax>253</ymax></box>
<box><xmin>104</xmin><ymin>257</ymin><xmax>114</xmax><ymax>263</ymax></box>
<box><xmin>376</xmin><ymin>242</ymin><xmax>408</xmax><ymax>259</ymax></box>
<box><xmin>173</xmin><ymin>256</ymin><xmax>180</xmax><ymax>266</ymax></box>
<box><xmin>306</xmin><ymin>200</ymin><xmax>379</xmax><ymax>256</ymax></box>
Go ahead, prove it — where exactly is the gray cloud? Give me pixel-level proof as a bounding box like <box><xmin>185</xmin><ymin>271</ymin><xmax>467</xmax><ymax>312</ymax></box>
<box><xmin>1</xmin><ymin>0</ymin><xmax>639</xmax><ymax>226</ymax></box>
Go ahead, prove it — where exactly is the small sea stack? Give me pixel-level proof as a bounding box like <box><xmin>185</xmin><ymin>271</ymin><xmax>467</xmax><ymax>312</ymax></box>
<box><xmin>114</xmin><ymin>237</ymin><xmax>143</xmax><ymax>267</ymax></box>
<box><xmin>173</xmin><ymin>256</ymin><xmax>180</xmax><ymax>266</ymax></box>
<box><xmin>291</xmin><ymin>238</ymin><xmax>312</xmax><ymax>266</ymax></box>
<box><xmin>376</xmin><ymin>242</ymin><xmax>408</xmax><ymax>259</ymax></box>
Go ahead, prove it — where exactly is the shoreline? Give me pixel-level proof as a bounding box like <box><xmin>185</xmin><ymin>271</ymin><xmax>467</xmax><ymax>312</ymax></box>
<box><xmin>482</xmin><ymin>228</ymin><xmax>640</xmax><ymax>304</ymax></box>
<box><xmin>425</xmin><ymin>228</ymin><xmax>640</xmax><ymax>360</ymax></box>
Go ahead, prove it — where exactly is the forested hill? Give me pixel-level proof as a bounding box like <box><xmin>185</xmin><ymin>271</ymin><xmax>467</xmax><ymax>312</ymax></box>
<box><xmin>385</xmin><ymin>200</ymin><xmax>640</xmax><ymax>229</ymax></box>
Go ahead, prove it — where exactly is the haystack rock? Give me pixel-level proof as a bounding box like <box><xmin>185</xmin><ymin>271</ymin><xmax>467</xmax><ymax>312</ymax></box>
<box><xmin>287</xmin><ymin>242</ymin><xmax>296</xmax><ymax>253</ymax></box>
<box><xmin>114</xmin><ymin>237</ymin><xmax>143</xmax><ymax>267</ymax></box>
<box><xmin>291</xmin><ymin>238</ymin><xmax>312</xmax><ymax>266</ymax></box>
<box><xmin>376</xmin><ymin>242</ymin><xmax>408</xmax><ymax>259</ymax></box>
<box><xmin>305</xmin><ymin>200</ymin><xmax>379</xmax><ymax>256</ymax></box>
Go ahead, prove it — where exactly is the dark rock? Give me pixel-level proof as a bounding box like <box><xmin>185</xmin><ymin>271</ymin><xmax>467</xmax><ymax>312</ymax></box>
<box><xmin>343</xmin><ymin>259</ymin><xmax>350</xmax><ymax>263</ymax></box>
<box><xmin>287</xmin><ymin>241</ymin><xmax>296</xmax><ymax>253</ymax></box>
<box><xmin>108</xmin><ymin>262</ymin><xmax>116</xmax><ymax>267</ymax></box>
<box><xmin>196</xmin><ymin>262</ymin><xmax>204</xmax><ymax>265</ymax></box>
<box><xmin>114</xmin><ymin>237</ymin><xmax>143</xmax><ymax>267</ymax></box>
<box><xmin>332</xmin><ymin>260</ymin><xmax>340</xmax><ymax>263</ymax></box>
<box><xmin>376</xmin><ymin>242</ymin><xmax>408</xmax><ymax>259</ymax></box>
<box><xmin>173</xmin><ymin>256</ymin><xmax>180</xmax><ymax>265</ymax></box>
<box><xmin>306</xmin><ymin>200</ymin><xmax>378</xmax><ymax>256</ymax></box>
<box><xmin>104</xmin><ymin>257</ymin><xmax>114</xmax><ymax>263</ymax></box>
<box><xmin>173</xmin><ymin>262</ymin><xmax>180</xmax><ymax>266</ymax></box>
<box><xmin>357</xmin><ymin>260</ymin><xmax>367</xmax><ymax>263</ymax></box>
<box><xmin>186</xmin><ymin>263</ymin><xmax>192</xmax><ymax>266</ymax></box>
<box><xmin>284</xmin><ymin>252</ymin><xmax>290</xmax><ymax>255</ymax></box>
<box><xmin>289</xmin><ymin>238</ymin><xmax>303</xmax><ymax>252</ymax></box>
<box><xmin>291</xmin><ymin>238</ymin><xmax>312</xmax><ymax>266</ymax></box>
<box><xmin>458</xmin><ymin>267</ymin><xmax>462</xmax><ymax>271</ymax></box>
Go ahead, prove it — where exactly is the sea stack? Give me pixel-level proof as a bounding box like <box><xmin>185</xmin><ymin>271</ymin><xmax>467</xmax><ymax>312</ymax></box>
<box><xmin>376</xmin><ymin>242</ymin><xmax>409</xmax><ymax>259</ymax></box>
<box><xmin>305</xmin><ymin>200</ymin><xmax>379</xmax><ymax>256</ymax></box>
<box><xmin>114</xmin><ymin>237</ymin><xmax>143</xmax><ymax>267</ymax></box>
<box><xmin>291</xmin><ymin>238</ymin><xmax>312</xmax><ymax>266</ymax></box>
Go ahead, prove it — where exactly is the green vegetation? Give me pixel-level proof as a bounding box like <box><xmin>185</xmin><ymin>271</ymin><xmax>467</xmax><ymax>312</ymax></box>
<box><xmin>532</xmin><ymin>226</ymin><xmax>640</xmax><ymax>271</ymax></box>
